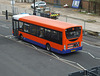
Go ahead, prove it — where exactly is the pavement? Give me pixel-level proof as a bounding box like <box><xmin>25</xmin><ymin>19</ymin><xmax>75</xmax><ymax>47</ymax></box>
<box><xmin>48</xmin><ymin>4</ymin><xmax>100</xmax><ymax>34</ymax></box>
<box><xmin>0</xmin><ymin>1</ymin><xmax>100</xmax><ymax>44</ymax></box>
<box><xmin>0</xmin><ymin>3</ymin><xmax>100</xmax><ymax>76</ymax></box>
<box><xmin>0</xmin><ymin>0</ymin><xmax>100</xmax><ymax>36</ymax></box>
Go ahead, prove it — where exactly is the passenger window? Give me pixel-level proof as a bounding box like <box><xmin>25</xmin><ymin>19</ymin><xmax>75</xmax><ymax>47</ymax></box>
<box><xmin>24</xmin><ymin>23</ymin><xmax>30</xmax><ymax>33</ymax></box>
<box><xmin>30</xmin><ymin>25</ymin><xmax>37</xmax><ymax>36</ymax></box>
<box><xmin>51</xmin><ymin>31</ymin><xmax>58</xmax><ymax>40</ymax></box>
<box><xmin>44</xmin><ymin>28</ymin><xmax>51</xmax><ymax>40</ymax></box>
<box><xmin>38</xmin><ymin>27</ymin><xmax>44</xmax><ymax>38</ymax></box>
<box><xmin>19</xmin><ymin>21</ymin><xmax>23</xmax><ymax>31</ymax></box>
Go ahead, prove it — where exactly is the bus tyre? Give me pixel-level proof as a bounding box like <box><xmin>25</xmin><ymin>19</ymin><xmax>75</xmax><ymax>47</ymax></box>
<box><xmin>20</xmin><ymin>35</ymin><xmax>23</xmax><ymax>40</ymax></box>
<box><xmin>46</xmin><ymin>44</ymin><xmax>51</xmax><ymax>51</ymax></box>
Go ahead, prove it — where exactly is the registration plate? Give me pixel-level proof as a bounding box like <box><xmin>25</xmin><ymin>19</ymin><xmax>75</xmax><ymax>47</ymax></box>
<box><xmin>71</xmin><ymin>50</ymin><xmax>76</xmax><ymax>52</ymax></box>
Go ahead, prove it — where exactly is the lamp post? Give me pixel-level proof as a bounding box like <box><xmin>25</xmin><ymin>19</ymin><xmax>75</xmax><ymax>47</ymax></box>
<box><xmin>11</xmin><ymin>0</ymin><xmax>15</xmax><ymax>15</ymax></box>
<box><xmin>33</xmin><ymin>0</ymin><xmax>36</xmax><ymax>15</ymax></box>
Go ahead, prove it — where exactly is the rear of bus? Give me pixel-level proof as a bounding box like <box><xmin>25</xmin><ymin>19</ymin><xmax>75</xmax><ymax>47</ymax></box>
<box><xmin>62</xmin><ymin>26</ymin><xmax>82</xmax><ymax>54</ymax></box>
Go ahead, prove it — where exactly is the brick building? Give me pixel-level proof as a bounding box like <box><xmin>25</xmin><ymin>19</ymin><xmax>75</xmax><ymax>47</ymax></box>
<box><xmin>44</xmin><ymin>0</ymin><xmax>73</xmax><ymax>7</ymax></box>
<box><xmin>15</xmin><ymin>0</ymin><xmax>100</xmax><ymax>14</ymax></box>
<box><xmin>44</xmin><ymin>0</ymin><xmax>100</xmax><ymax>14</ymax></box>
<box><xmin>15</xmin><ymin>0</ymin><xmax>40</xmax><ymax>2</ymax></box>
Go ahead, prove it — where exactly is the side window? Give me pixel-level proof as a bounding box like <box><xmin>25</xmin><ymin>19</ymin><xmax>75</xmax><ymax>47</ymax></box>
<box><xmin>24</xmin><ymin>23</ymin><xmax>30</xmax><ymax>33</ymax></box>
<box><xmin>30</xmin><ymin>25</ymin><xmax>37</xmax><ymax>36</ymax></box>
<box><xmin>13</xmin><ymin>20</ymin><xmax>18</xmax><ymax>30</ymax></box>
<box><xmin>19</xmin><ymin>21</ymin><xmax>23</xmax><ymax>31</ymax></box>
<box><xmin>51</xmin><ymin>31</ymin><xmax>58</xmax><ymax>41</ymax></box>
<box><xmin>51</xmin><ymin>30</ymin><xmax>62</xmax><ymax>45</ymax></box>
<box><xmin>59</xmin><ymin>32</ymin><xmax>62</xmax><ymax>45</ymax></box>
<box><xmin>38</xmin><ymin>27</ymin><xmax>44</xmax><ymax>38</ymax></box>
<box><xmin>44</xmin><ymin>28</ymin><xmax>51</xmax><ymax>40</ymax></box>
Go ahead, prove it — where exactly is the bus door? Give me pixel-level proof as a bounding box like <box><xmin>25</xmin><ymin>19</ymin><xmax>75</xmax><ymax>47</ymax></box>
<box><xmin>13</xmin><ymin>20</ymin><xmax>19</xmax><ymax>37</ymax></box>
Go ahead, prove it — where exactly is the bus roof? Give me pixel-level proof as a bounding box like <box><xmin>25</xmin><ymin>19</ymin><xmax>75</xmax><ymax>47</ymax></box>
<box><xmin>14</xmin><ymin>14</ymin><xmax>81</xmax><ymax>31</ymax></box>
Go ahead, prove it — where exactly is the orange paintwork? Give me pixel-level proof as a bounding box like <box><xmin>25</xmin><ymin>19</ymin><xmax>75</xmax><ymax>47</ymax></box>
<box><xmin>18</xmin><ymin>15</ymin><xmax>82</xmax><ymax>51</ymax></box>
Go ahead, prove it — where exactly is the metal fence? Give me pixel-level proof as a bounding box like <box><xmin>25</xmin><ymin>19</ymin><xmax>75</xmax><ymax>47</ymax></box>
<box><xmin>58</xmin><ymin>15</ymin><xmax>100</xmax><ymax>36</ymax></box>
<box><xmin>68</xmin><ymin>66</ymin><xmax>100</xmax><ymax>76</ymax></box>
<box><xmin>0</xmin><ymin>4</ymin><xmax>33</xmax><ymax>15</ymax></box>
<box><xmin>0</xmin><ymin>3</ymin><xmax>100</xmax><ymax>36</ymax></box>
<box><xmin>58</xmin><ymin>15</ymin><xmax>86</xmax><ymax>35</ymax></box>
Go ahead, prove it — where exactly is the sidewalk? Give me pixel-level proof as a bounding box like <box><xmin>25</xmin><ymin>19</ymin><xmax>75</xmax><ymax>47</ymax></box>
<box><xmin>48</xmin><ymin>4</ymin><xmax>100</xmax><ymax>34</ymax></box>
<box><xmin>0</xmin><ymin>0</ymin><xmax>100</xmax><ymax>36</ymax></box>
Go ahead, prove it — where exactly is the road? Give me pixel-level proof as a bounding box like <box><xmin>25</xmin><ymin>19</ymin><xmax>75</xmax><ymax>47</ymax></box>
<box><xmin>0</xmin><ymin>15</ymin><xmax>100</xmax><ymax>76</ymax></box>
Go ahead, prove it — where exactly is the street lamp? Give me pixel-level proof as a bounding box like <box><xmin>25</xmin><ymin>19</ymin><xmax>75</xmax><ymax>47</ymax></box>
<box><xmin>33</xmin><ymin>0</ymin><xmax>36</xmax><ymax>15</ymax></box>
<box><xmin>11</xmin><ymin>0</ymin><xmax>15</xmax><ymax>15</ymax></box>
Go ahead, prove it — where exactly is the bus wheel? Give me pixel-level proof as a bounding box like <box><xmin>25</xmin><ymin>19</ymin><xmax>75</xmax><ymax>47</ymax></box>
<box><xmin>46</xmin><ymin>44</ymin><xmax>51</xmax><ymax>51</ymax></box>
<box><xmin>20</xmin><ymin>35</ymin><xmax>23</xmax><ymax>40</ymax></box>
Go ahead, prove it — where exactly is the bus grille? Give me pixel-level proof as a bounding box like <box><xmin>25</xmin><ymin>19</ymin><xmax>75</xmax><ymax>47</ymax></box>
<box><xmin>68</xmin><ymin>42</ymin><xmax>79</xmax><ymax>49</ymax></box>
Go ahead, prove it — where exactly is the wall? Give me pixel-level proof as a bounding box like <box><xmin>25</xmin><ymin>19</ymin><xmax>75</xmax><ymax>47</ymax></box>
<box><xmin>44</xmin><ymin>0</ymin><xmax>73</xmax><ymax>6</ymax></box>
<box><xmin>15</xmin><ymin>0</ymin><xmax>33</xmax><ymax>2</ymax></box>
<box><xmin>82</xmin><ymin>1</ymin><xmax>88</xmax><ymax>10</ymax></box>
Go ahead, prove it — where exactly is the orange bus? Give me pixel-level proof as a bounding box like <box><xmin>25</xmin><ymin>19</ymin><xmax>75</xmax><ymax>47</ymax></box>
<box><xmin>12</xmin><ymin>14</ymin><xmax>82</xmax><ymax>54</ymax></box>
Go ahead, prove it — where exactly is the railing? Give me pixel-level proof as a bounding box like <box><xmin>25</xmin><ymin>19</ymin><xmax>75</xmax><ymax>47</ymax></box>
<box><xmin>0</xmin><ymin>3</ymin><xmax>100</xmax><ymax>36</ymax></box>
<box><xmin>68</xmin><ymin>66</ymin><xmax>100</xmax><ymax>76</ymax></box>
<box><xmin>58</xmin><ymin>15</ymin><xmax>100</xmax><ymax>36</ymax></box>
<box><xmin>0</xmin><ymin>4</ymin><xmax>33</xmax><ymax>15</ymax></box>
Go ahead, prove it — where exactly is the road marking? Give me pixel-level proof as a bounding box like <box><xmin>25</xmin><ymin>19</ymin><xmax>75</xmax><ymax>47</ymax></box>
<box><xmin>31</xmin><ymin>44</ymin><xmax>84</xmax><ymax>70</ymax></box>
<box><xmin>0</xmin><ymin>34</ymin><xmax>87</xmax><ymax>70</ymax></box>
<box><xmin>83</xmin><ymin>42</ymin><xmax>100</xmax><ymax>48</ymax></box>
<box><xmin>50</xmin><ymin>53</ymin><xmax>86</xmax><ymax>70</ymax></box>
<box><xmin>0</xmin><ymin>25</ymin><xmax>9</xmax><ymax>29</ymax></box>
<box><xmin>51</xmin><ymin>53</ymin><xmax>60</xmax><ymax>59</ymax></box>
<box><xmin>0</xmin><ymin>34</ymin><xmax>94</xmax><ymax>70</ymax></box>
<box><xmin>32</xmin><ymin>45</ymin><xmax>38</xmax><ymax>50</ymax></box>
<box><xmin>5</xmin><ymin>35</ymin><xmax>13</xmax><ymax>38</ymax></box>
<box><xmin>0</xmin><ymin>34</ymin><xmax>4</xmax><ymax>37</ymax></box>
<box><xmin>88</xmin><ymin>52</ymin><xmax>95</xmax><ymax>58</ymax></box>
<box><xmin>80</xmin><ymin>51</ymin><xmax>100</xmax><ymax>60</ymax></box>
<box><xmin>59</xmin><ymin>57</ymin><xmax>86</xmax><ymax>70</ymax></box>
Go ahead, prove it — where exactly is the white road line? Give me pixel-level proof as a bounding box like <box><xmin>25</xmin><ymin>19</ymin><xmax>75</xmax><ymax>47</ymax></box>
<box><xmin>76</xmin><ymin>63</ymin><xmax>87</xmax><ymax>70</ymax></box>
<box><xmin>88</xmin><ymin>52</ymin><xmax>95</xmax><ymax>58</ymax></box>
<box><xmin>0</xmin><ymin>34</ymin><xmax>4</xmax><ymax>37</ymax></box>
<box><xmin>60</xmin><ymin>58</ymin><xmax>86</xmax><ymax>70</ymax></box>
<box><xmin>95</xmin><ymin>58</ymin><xmax>100</xmax><ymax>59</ymax></box>
<box><xmin>32</xmin><ymin>45</ymin><xmax>38</xmax><ymax>50</ymax></box>
<box><xmin>80</xmin><ymin>51</ymin><xmax>100</xmax><ymax>60</ymax></box>
<box><xmin>60</xmin><ymin>58</ymin><xmax>76</xmax><ymax>64</ymax></box>
<box><xmin>17</xmin><ymin>41</ymin><xmax>22</xmax><ymax>43</ymax></box>
<box><xmin>51</xmin><ymin>53</ymin><xmax>60</xmax><ymax>59</ymax></box>
<box><xmin>83</xmin><ymin>42</ymin><xmax>100</xmax><ymax>48</ymax></box>
<box><xmin>51</xmin><ymin>53</ymin><xmax>86</xmax><ymax>70</ymax></box>
<box><xmin>5</xmin><ymin>35</ymin><xmax>13</xmax><ymax>38</ymax></box>
<box><xmin>0</xmin><ymin>34</ymin><xmax>91</xmax><ymax>70</ymax></box>
<box><xmin>0</xmin><ymin>25</ymin><xmax>9</xmax><ymax>29</ymax></box>
<box><xmin>31</xmin><ymin>45</ymin><xmax>85</xmax><ymax>70</ymax></box>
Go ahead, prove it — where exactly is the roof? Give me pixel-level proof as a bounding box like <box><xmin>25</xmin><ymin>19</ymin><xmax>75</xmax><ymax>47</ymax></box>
<box><xmin>13</xmin><ymin>14</ymin><xmax>81</xmax><ymax>31</ymax></box>
<box><xmin>13</xmin><ymin>14</ymin><xmax>30</xmax><ymax>20</ymax></box>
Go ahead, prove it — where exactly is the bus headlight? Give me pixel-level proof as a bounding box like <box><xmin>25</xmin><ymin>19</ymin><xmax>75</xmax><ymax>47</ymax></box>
<box><xmin>81</xmin><ymin>42</ymin><xmax>82</xmax><ymax>46</ymax></box>
<box><xmin>64</xmin><ymin>45</ymin><xmax>66</xmax><ymax>51</ymax></box>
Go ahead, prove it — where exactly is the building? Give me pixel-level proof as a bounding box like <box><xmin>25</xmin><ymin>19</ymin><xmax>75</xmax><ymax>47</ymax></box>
<box><xmin>15</xmin><ymin>0</ymin><xmax>40</xmax><ymax>3</ymax></box>
<box><xmin>44</xmin><ymin>0</ymin><xmax>73</xmax><ymax>7</ymax></box>
<box><xmin>15</xmin><ymin>0</ymin><xmax>100</xmax><ymax>14</ymax></box>
<box><xmin>44</xmin><ymin>0</ymin><xmax>100</xmax><ymax>14</ymax></box>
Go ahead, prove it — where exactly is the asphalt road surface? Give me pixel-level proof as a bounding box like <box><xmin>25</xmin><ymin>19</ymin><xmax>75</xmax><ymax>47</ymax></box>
<box><xmin>0</xmin><ymin>15</ymin><xmax>100</xmax><ymax>76</ymax></box>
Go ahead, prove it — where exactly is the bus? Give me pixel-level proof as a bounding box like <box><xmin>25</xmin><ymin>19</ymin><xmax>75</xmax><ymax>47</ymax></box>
<box><xmin>12</xmin><ymin>14</ymin><xmax>82</xmax><ymax>54</ymax></box>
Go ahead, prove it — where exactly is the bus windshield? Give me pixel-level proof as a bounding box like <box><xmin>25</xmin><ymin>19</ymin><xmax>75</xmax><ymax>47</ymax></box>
<box><xmin>66</xmin><ymin>27</ymin><xmax>81</xmax><ymax>39</ymax></box>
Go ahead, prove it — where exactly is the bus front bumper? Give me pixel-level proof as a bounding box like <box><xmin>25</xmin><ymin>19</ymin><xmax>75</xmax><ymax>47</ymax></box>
<box><xmin>51</xmin><ymin>46</ymin><xmax>82</xmax><ymax>54</ymax></box>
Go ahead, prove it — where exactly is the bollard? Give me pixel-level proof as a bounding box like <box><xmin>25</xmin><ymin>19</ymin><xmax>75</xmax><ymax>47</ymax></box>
<box><xmin>66</xmin><ymin>16</ymin><xmax>68</xmax><ymax>22</ymax></box>
<box><xmin>6</xmin><ymin>10</ymin><xmax>8</xmax><ymax>20</ymax></box>
<box><xmin>83</xmin><ymin>20</ymin><xmax>86</xmax><ymax>35</ymax></box>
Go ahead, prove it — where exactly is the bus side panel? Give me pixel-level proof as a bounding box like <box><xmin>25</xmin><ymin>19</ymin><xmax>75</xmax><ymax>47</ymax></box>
<box><xmin>19</xmin><ymin>32</ymin><xmax>63</xmax><ymax>52</ymax></box>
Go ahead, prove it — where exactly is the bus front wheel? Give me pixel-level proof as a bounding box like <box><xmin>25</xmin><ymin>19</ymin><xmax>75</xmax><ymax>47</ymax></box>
<box><xmin>20</xmin><ymin>34</ymin><xmax>23</xmax><ymax>40</ymax></box>
<box><xmin>46</xmin><ymin>44</ymin><xmax>51</xmax><ymax>51</ymax></box>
